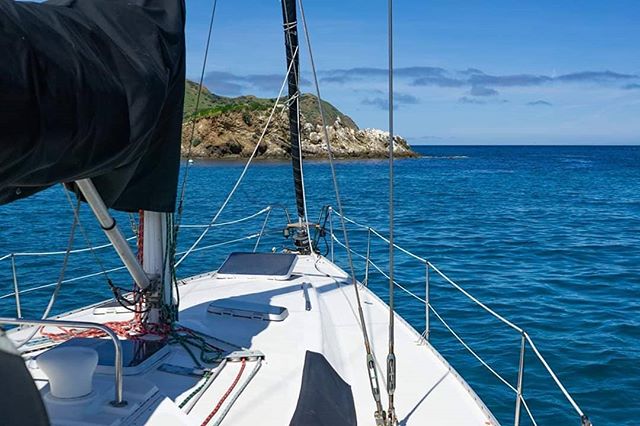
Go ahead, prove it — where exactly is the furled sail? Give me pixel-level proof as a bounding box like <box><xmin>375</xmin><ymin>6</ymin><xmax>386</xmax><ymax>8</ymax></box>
<box><xmin>0</xmin><ymin>0</ymin><xmax>186</xmax><ymax>212</ymax></box>
<box><xmin>281</xmin><ymin>0</ymin><xmax>305</xmax><ymax>220</ymax></box>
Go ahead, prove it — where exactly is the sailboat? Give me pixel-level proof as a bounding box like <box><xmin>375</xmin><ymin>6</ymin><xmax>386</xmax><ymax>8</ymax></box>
<box><xmin>0</xmin><ymin>0</ymin><xmax>591</xmax><ymax>425</ymax></box>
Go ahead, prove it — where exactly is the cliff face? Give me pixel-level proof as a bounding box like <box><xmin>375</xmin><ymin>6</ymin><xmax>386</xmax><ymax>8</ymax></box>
<box><xmin>182</xmin><ymin>108</ymin><xmax>416</xmax><ymax>159</ymax></box>
<box><xmin>181</xmin><ymin>84</ymin><xmax>417</xmax><ymax>159</ymax></box>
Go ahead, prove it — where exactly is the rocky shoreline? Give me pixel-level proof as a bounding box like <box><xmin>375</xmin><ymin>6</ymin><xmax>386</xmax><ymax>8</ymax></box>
<box><xmin>181</xmin><ymin>109</ymin><xmax>417</xmax><ymax>160</ymax></box>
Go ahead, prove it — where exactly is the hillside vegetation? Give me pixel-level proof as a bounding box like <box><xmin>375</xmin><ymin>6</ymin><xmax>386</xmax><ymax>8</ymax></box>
<box><xmin>181</xmin><ymin>80</ymin><xmax>416</xmax><ymax>159</ymax></box>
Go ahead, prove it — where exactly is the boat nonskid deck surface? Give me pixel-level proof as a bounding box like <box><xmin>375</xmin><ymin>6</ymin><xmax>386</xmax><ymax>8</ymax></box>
<box><xmin>10</xmin><ymin>255</ymin><xmax>497</xmax><ymax>426</ymax></box>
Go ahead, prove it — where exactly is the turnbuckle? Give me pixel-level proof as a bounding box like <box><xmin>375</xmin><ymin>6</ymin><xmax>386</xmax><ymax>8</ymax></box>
<box><xmin>386</xmin><ymin>353</ymin><xmax>397</xmax><ymax>425</ymax></box>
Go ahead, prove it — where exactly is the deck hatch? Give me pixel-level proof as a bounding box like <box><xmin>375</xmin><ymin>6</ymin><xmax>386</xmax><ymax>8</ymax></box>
<box><xmin>216</xmin><ymin>252</ymin><xmax>297</xmax><ymax>280</ymax></box>
<box><xmin>207</xmin><ymin>300</ymin><xmax>289</xmax><ymax>321</ymax></box>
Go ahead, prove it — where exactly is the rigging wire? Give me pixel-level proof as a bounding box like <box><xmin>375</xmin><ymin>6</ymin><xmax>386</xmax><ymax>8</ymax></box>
<box><xmin>15</xmin><ymin>189</ymin><xmax>80</xmax><ymax>348</ymax></box>
<box><xmin>386</xmin><ymin>0</ymin><xmax>397</xmax><ymax>423</ymax></box>
<box><xmin>175</xmin><ymin>48</ymin><xmax>299</xmax><ymax>267</ymax></box>
<box><xmin>176</xmin><ymin>0</ymin><xmax>219</xmax><ymax>228</ymax></box>
<box><xmin>296</xmin><ymin>1</ymin><xmax>387</xmax><ymax>423</ymax></box>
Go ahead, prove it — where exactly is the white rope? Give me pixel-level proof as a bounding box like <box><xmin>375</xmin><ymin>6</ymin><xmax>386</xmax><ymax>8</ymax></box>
<box><xmin>521</xmin><ymin>395</ymin><xmax>539</xmax><ymax>426</ymax></box>
<box><xmin>0</xmin><ymin>266</ymin><xmax>128</xmax><ymax>301</ymax></box>
<box><xmin>9</xmin><ymin>236</ymin><xmax>136</xmax><ymax>257</ymax></box>
<box><xmin>429</xmin><ymin>305</ymin><xmax>518</xmax><ymax>394</ymax></box>
<box><xmin>333</xmin><ymin>234</ymin><xmax>428</xmax><ymax>307</ymax></box>
<box><xmin>179</xmin><ymin>207</ymin><xmax>270</xmax><ymax>229</ymax></box>
<box><xmin>370</xmin><ymin>228</ymin><xmax>427</xmax><ymax>263</ymax></box>
<box><xmin>331</xmin><ymin>215</ymin><xmax>586</xmax><ymax>423</ymax></box>
<box><xmin>1</xmin><ymin>232</ymin><xmax>260</xmax><ymax>301</ymax></box>
<box><xmin>427</xmin><ymin>262</ymin><xmax>523</xmax><ymax>333</ymax></box>
<box><xmin>175</xmin><ymin>47</ymin><xmax>298</xmax><ymax>268</ymax></box>
<box><xmin>334</xmin><ymin>211</ymin><xmax>428</xmax><ymax>263</ymax></box>
<box><xmin>175</xmin><ymin>233</ymin><xmax>260</xmax><ymax>257</ymax></box>
<box><xmin>337</xmin><ymin>213</ymin><xmax>369</xmax><ymax>230</ymax></box>
<box><xmin>253</xmin><ymin>208</ymin><xmax>272</xmax><ymax>252</ymax></box>
<box><xmin>1</xmin><ymin>208</ymin><xmax>269</xmax><ymax>260</ymax></box>
<box><xmin>524</xmin><ymin>332</ymin><xmax>585</xmax><ymax>417</ymax></box>
<box><xmin>368</xmin><ymin>261</ymin><xmax>426</xmax><ymax>304</ymax></box>
<box><xmin>335</xmin><ymin>223</ymin><xmax>521</xmax><ymax>401</ymax></box>
<box><xmin>336</xmin><ymin>211</ymin><xmax>427</xmax><ymax>262</ymax></box>
<box><xmin>333</xmin><ymin>210</ymin><xmax>522</xmax><ymax>333</ymax></box>
<box><xmin>331</xmin><ymin>235</ymin><xmax>367</xmax><ymax>261</ymax></box>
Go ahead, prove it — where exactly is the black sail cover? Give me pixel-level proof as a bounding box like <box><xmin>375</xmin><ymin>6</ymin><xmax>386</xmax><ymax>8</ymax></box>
<box><xmin>0</xmin><ymin>0</ymin><xmax>186</xmax><ymax>212</ymax></box>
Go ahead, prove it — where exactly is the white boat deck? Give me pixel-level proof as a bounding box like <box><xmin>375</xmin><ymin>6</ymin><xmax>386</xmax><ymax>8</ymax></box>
<box><xmin>10</xmin><ymin>255</ymin><xmax>498</xmax><ymax>425</ymax></box>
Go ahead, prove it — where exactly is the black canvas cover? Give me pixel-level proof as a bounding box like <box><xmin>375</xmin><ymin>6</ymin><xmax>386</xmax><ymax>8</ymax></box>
<box><xmin>290</xmin><ymin>351</ymin><xmax>357</xmax><ymax>426</ymax></box>
<box><xmin>0</xmin><ymin>0</ymin><xmax>186</xmax><ymax>212</ymax></box>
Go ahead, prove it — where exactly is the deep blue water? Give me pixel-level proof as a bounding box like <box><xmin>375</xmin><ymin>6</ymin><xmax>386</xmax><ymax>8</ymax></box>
<box><xmin>1</xmin><ymin>145</ymin><xmax>638</xmax><ymax>425</ymax></box>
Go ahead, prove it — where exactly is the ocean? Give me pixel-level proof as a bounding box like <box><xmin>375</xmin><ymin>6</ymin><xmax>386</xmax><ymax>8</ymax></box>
<box><xmin>1</xmin><ymin>145</ymin><xmax>638</xmax><ymax>425</ymax></box>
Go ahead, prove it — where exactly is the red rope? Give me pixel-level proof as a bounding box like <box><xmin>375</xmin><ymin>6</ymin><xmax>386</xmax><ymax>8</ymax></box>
<box><xmin>200</xmin><ymin>359</ymin><xmax>246</xmax><ymax>426</ymax></box>
<box><xmin>40</xmin><ymin>320</ymin><xmax>171</xmax><ymax>342</ymax></box>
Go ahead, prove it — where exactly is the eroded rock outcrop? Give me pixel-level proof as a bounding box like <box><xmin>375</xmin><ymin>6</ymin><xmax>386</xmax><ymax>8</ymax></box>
<box><xmin>182</xmin><ymin>107</ymin><xmax>417</xmax><ymax>160</ymax></box>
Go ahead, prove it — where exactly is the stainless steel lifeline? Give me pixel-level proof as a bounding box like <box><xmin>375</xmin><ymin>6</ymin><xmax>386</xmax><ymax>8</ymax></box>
<box><xmin>328</xmin><ymin>209</ymin><xmax>592</xmax><ymax>426</ymax></box>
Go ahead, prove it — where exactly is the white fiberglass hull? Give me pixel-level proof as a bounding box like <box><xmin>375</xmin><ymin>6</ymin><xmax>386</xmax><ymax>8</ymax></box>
<box><xmin>10</xmin><ymin>255</ymin><xmax>497</xmax><ymax>426</ymax></box>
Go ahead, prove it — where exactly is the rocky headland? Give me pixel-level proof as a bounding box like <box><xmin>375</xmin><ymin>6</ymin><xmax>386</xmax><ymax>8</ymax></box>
<box><xmin>181</xmin><ymin>81</ymin><xmax>418</xmax><ymax>160</ymax></box>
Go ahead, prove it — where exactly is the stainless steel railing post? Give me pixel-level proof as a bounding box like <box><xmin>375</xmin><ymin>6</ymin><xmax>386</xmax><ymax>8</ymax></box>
<box><xmin>425</xmin><ymin>261</ymin><xmax>430</xmax><ymax>341</ymax></box>
<box><xmin>514</xmin><ymin>332</ymin><xmax>526</xmax><ymax>426</ymax></box>
<box><xmin>10</xmin><ymin>254</ymin><xmax>21</xmax><ymax>318</ymax></box>
<box><xmin>0</xmin><ymin>317</ymin><xmax>127</xmax><ymax>407</ymax></box>
<box><xmin>364</xmin><ymin>228</ymin><xmax>372</xmax><ymax>286</ymax></box>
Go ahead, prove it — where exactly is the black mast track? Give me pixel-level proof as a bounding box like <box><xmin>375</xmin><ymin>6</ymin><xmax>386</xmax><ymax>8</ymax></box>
<box><xmin>281</xmin><ymin>0</ymin><xmax>305</xmax><ymax>221</ymax></box>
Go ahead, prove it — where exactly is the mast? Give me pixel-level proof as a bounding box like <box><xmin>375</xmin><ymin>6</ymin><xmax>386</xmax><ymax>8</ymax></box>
<box><xmin>142</xmin><ymin>211</ymin><xmax>174</xmax><ymax>325</ymax></box>
<box><xmin>281</xmin><ymin>0</ymin><xmax>305</xmax><ymax>223</ymax></box>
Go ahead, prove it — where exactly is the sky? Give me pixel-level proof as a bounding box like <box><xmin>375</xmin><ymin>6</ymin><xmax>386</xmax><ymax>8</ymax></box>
<box><xmin>184</xmin><ymin>0</ymin><xmax>640</xmax><ymax>145</ymax></box>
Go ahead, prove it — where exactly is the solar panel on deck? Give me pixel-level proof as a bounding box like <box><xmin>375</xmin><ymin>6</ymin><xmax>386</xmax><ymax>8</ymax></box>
<box><xmin>216</xmin><ymin>252</ymin><xmax>297</xmax><ymax>280</ymax></box>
